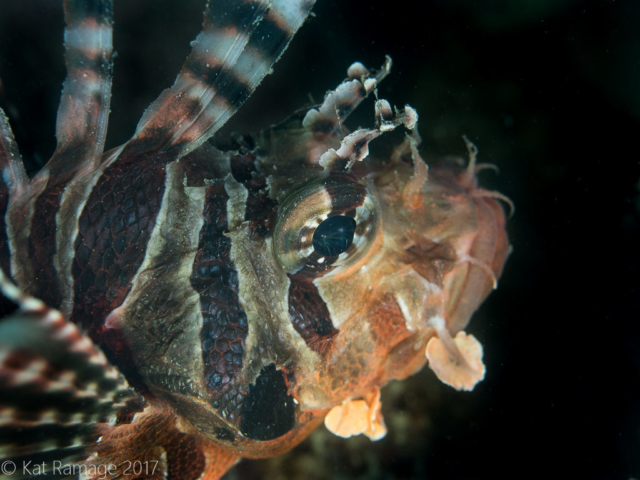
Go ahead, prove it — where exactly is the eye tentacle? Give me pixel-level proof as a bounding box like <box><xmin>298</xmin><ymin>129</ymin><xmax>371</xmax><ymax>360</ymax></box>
<box><xmin>319</xmin><ymin>100</ymin><xmax>418</xmax><ymax>171</ymax></box>
<box><xmin>303</xmin><ymin>56</ymin><xmax>392</xmax><ymax>136</ymax></box>
<box><xmin>401</xmin><ymin>134</ymin><xmax>429</xmax><ymax>210</ymax></box>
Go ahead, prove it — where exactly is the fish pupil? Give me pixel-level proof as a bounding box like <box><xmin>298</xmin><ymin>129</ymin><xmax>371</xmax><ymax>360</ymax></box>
<box><xmin>312</xmin><ymin>216</ymin><xmax>356</xmax><ymax>257</ymax></box>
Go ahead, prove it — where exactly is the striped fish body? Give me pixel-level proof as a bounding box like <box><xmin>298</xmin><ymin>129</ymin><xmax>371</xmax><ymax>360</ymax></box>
<box><xmin>0</xmin><ymin>1</ymin><xmax>510</xmax><ymax>478</ymax></box>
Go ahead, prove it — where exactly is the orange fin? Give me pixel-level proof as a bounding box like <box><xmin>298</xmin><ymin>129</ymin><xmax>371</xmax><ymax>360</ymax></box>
<box><xmin>88</xmin><ymin>407</ymin><xmax>237</xmax><ymax>480</ymax></box>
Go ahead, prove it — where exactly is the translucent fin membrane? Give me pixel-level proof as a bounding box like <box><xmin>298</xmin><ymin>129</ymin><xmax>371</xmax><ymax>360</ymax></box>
<box><xmin>130</xmin><ymin>0</ymin><xmax>316</xmax><ymax>158</ymax></box>
<box><xmin>21</xmin><ymin>0</ymin><xmax>114</xmax><ymax>309</ymax></box>
<box><xmin>45</xmin><ymin>0</ymin><xmax>114</xmax><ymax>177</ymax></box>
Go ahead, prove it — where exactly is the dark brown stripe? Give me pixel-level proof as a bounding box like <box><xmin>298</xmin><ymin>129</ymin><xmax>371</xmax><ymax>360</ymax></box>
<box><xmin>183</xmin><ymin>60</ymin><xmax>252</xmax><ymax>109</ymax></box>
<box><xmin>239</xmin><ymin>363</ymin><xmax>296</xmax><ymax>440</ymax></box>
<box><xmin>0</xmin><ymin>387</ymin><xmax>119</xmax><ymax>422</ymax></box>
<box><xmin>333</xmin><ymin>89</ymin><xmax>365</xmax><ymax>118</ymax></box>
<box><xmin>0</xmin><ymin>424</ymin><xmax>97</xmax><ymax>453</ymax></box>
<box><xmin>49</xmin><ymin>0</ymin><xmax>113</xmax><ymax>174</ymax></box>
<box><xmin>230</xmin><ymin>148</ymin><xmax>279</xmax><ymax>238</ymax></box>
<box><xmin>246</xmin><ymin>12</ymin><xmax>291</xmax><ymax>59</ymax></box>
<box><xmin>190</xmin><ymin>181</ymin><xmax>247</xmax><ymax>423</ymax></box>
<box><xmin>287</xmin><ymin>274</ymin><xmax>337</xmax><ymax>353</ymax></box>
<box><xmin>28</xmin><ymin>173</ymin><xmax>74</xmax><ymax>309</ymax></box>
<box><xmin>228</xmin><ymin>138</ymin><xmax>257</xmax><ymax>182</ymax></box>
<box><xmin>325</xmin><ymin>172</ymin><xmax>367</xmax><ymax>213</ymax></box>
<box><xmin>294</xmin><ymin>250</ymin><xmax>341</xmax><ymax>278</ymax></box>
<box><xmin>70</xmin><ymin>160</ymin><xmax>166</xmax><ymax>345</ymax></box>
<box><xmin>245</xmin><ymin>181</ymin><xmax>278</xmax><ymax>238</ymax></box>
<box><xmin>309</xmin><ymin>118</ymin><xmax>340</xmax><ymax>135</ymax></box>
<box><xmin>129</xmin><ymin>96</ymin><xmax>204</xmax><ymax>156</ymax></box>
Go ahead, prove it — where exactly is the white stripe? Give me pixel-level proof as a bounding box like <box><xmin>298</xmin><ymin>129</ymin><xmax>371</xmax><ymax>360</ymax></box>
<box><xmin>44</xmin><ymin>370</ymin><xmax>77</xmax><ymax>393</ymax></box>
<box><xmin>225</xmin><ymin>175</ymin><xmax>249</xmax><ymax>231</ymax></box>
<box><xmin>269</xmin><ymin>0</ymin><xmax>312</xmax><ymax>31</ymax></box>
<box><xmin>193</xmin><ymin>30</ymin><xmax>250</xmax><ymax>78</ymax></box>
<box><xmin>0</xmin><ymin>407</ymin><xmax>16</xmax><ymax>426</ymax></box>
<box><xmin>43</xmin><ymin>309</ymin><xmax>62</xmax><ymax>325</ymax></box>
<box><xmin>55</xmin><ymin>150</ymin><xmax>117</xmax><ymax>317</ymax></box>
<box><xmin>234</xmin><ymin>46</ymin><xmax>271</xmax><ymax>88</ymax></box>
<box><xmin>65</xmin><ymin>24</ymin><xmax>113</xmax><ymax>58</ymax></box>
<box><xmin>53</xmin><ymin>323</ymin><xmax>76</xmax><ymax>341</ymax></box>
<box><xmin>13</xmin><ymin>359</ymin><xmax>48</xmax><ymax>385</ymax></box>
<box><xmin>7</xmin><ymin>172</ymin><xmax>48</xmax><ymax>292</ymax></box>
<box><xmin>229</xmin><ymin>228</ymin><xmax>321</xmax><ymax>389</ymax></box>
<box><xmin>109</xmin><ymin>162</ymin><xmax>208</xmax><ymax>398</ymax></box>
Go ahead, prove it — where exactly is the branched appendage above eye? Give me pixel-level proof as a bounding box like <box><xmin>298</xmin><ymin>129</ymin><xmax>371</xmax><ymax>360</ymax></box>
<box><xmin>401</xmin><ymin>133</ymin><xmax>429</xmax><ymax>209</ymax></box>
<box><xmin>318</xmin><ymin>100</ymin><xmax>418</xmax><ymax>171</ymax></box>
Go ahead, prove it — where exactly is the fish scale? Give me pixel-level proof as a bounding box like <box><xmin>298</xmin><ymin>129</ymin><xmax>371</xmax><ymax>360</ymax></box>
<box><xmin>0</xmin><ymin>0</ymin><xmax>510</xmax><ymax>478</ymax></box>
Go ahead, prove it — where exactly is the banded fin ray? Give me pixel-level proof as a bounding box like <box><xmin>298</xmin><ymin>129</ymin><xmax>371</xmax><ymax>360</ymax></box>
<box><xmin>129</xmin><ymin>0</ymin><xmax>316</xmax><ymax>158</ymax></box>
<box><xmin>25</xmin><ymin>0</ymin><xmax>114</xmax><ymax>308</ymax></box>
<box><xmin>39</xmin><ymin>0</ymin><xmax>114</xmax><ymax>179</ymax></box>
<box><xmin>0</xmin><ymin>269</ymin><xmax>143</xmax><ymax>478</ymax></box>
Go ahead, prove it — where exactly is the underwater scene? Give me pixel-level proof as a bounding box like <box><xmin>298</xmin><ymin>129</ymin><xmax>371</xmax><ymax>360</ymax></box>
<box><xmin>0</xmin><ymin>0</ymin><xmax>638</xmax><ymax>479</ymax></box>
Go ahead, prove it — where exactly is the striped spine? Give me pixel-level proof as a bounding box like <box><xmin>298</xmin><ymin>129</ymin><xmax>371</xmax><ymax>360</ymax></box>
<box><xmin>24</xmin><ymin>0</ymin><xmax>114</xmax><ymax>311</ymax></box>
<box><xmin>129</xmin><ymin>0</ymin><xmax>316</xmax><ymax>157</ymax></box>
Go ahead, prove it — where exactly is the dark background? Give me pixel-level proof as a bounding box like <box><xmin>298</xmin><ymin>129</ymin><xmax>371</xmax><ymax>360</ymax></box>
<box><xmin>1</xmin><ymin>0</ymin><xmax>639</xmax><ymax>478</ymax></box>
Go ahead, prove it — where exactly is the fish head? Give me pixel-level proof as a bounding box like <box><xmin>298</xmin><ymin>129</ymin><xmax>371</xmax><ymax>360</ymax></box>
<box><xmin>262</xmin><ymin>129</ymin><xmax>511</xmax><ymax>410</ymax></box>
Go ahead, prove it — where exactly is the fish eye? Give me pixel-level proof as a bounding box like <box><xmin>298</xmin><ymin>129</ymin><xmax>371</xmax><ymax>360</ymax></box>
<box><xmin>312</xmin><ymin>216</ymin><xmax>357</xmax><ymax>257</ymax></box>
<box><xmin>274</xmin><ymin>173</ymin><xmax>380</xmax><ymax>275</ymax></box>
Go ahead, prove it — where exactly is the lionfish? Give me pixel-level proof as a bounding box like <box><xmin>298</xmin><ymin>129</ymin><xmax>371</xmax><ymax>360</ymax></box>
<box><xmin>0</xmin><ymin>0</ymin><xmax>510</xmax><ymax>478</ymax></box>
